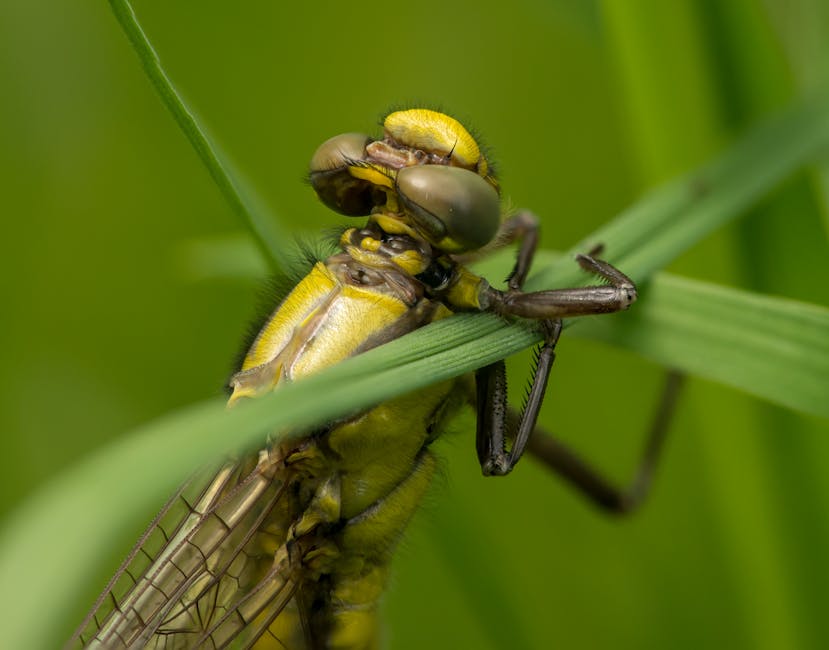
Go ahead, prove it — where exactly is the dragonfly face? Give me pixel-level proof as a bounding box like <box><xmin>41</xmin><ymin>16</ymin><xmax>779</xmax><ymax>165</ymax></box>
<box><xmin>309</xmin><ymin>109</ymin><xmax>500</xmax><ymax>254</ymax></box>
<box><xmin>69</xmin><ymin>108</ymin><xmax>639</xmax><ymax>650</ymax></box>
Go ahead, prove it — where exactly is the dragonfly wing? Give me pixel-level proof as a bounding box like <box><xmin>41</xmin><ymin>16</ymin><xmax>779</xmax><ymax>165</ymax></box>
<box><xmin>69</xmin><ymin>449</ymin><xmax>303</xmax><ymax>649</ymax></box>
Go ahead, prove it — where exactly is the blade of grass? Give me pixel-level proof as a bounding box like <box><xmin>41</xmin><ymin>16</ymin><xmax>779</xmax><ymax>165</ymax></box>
<box><xmin>4</xmin><ymin>272</ymin><xmax>828</xmax><ymax>647</ymax></box>
<box><xmin>773</xmin><ymin>0</ymin><xmax>829</xmax><ymax>232</ymax></box>
<box><xmin>576</xmin><ymin>274</ymin><xmax>829</xmax><ymax>418</ymax></box>
<box><xmin>108</xmin><ymin>0</ymin><xmax>286</xmax><ymax>269</ymax></box>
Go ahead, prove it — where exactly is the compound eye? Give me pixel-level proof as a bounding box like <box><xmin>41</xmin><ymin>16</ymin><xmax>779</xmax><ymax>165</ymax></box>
<box><xmin>310</xmin><ymin>133</ymin><xmax>370</xmax><ymax>174</ymax></box>
<box><xmin>309</xmin><ymin>133</ymin><xmax>376</xmax><ymax>216</ymax></box>
<box><xmin>396</xmin><ymin>166</ymin><xmax>501</xmax><ymax>253</ymax></box>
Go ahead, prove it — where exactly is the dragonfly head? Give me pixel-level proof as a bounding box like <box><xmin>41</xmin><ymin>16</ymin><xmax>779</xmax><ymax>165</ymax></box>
<box><xmin>309</xmin><ymin>109</ymin><xmax>502</xmax><ymax>255</ymax></box>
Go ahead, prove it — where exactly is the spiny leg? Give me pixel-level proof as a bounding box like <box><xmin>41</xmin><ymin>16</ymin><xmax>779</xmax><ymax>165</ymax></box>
<box><xmin>475</xmin><ymin>238</ymin><xmax>637</xmax><ymax>475</ymax></box>
<box><xmin>472</xmin><ymin>210</ymin><xmax>560</xmax><ymax>475</ymax></box>
<box><xmin>499</xmin><ymin>210</ymin><xmax>540</xmax><ymax>290</ymax></box>
<box><xmin>476</xmin><ymin>320</ymin><xmax>561</xmax><ymax>475</ymax></box>
<box><xmin>481</xmin><ymin>251</ymin><xmax>637</xmax><ymax>319</ymax></box>
<box><xmin>523</xmin><ymin>370</ymin><xmax>684</xmax><ymax>514</ymax></box>
<box><xmin>452</xmin><ymin>210</ymin><xmax>540</xmax><ymax>290</ymax></box>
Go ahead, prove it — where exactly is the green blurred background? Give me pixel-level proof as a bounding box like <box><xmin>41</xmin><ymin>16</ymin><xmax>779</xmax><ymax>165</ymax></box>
<box><xmin>2</xmin><ymin>1</ymin><xmax>828</xmax><ymax>648</ymax></box>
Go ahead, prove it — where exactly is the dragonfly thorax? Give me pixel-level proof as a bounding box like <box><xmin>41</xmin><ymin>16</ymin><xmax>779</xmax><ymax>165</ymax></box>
<box><xmin>340</xmin><ymin>224</ymin><xmax>437</xmax><ymax>280</ymax></box>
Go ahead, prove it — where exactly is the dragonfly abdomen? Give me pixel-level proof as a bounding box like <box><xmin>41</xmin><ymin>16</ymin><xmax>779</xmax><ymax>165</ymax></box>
<box><xmin>270</xmin><ymin>345</ymin><xmax>466</xmax><ymax>647</ymax></box>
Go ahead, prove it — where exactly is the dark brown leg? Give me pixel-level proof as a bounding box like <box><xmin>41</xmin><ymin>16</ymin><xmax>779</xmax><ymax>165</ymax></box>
<box><xmin>473</xmin><ymin>211</ymin><xmax>563</xmax><ymax>475</ymax></box>
<box><xmin>452</xmin><ymin>210</ymin><xmax>540</xmax><ymax>289</ymax></box>
<box><xmin>524</xmin><ymin>370</ymin><xmax>683</xmax><ymax>514</ymax></box>
<box><xmin>482</xmin><ymin>252</ymin><xmax>637</xmax><ymax>319</ymax></box>
<box><xmin>474</xmin><ymin>228</ymin><xmax>637</xmax><ymax>476</ymax></box>
<box><xmin>475</xmin><ymin>320</ymin><xmax>562</xmax><ymax>475</ymax></box>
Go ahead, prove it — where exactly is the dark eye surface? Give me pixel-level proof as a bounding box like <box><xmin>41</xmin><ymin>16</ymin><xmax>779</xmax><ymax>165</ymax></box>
<box><xmin>310</xmin><ymin>133</ymin><xmax>371</xmax><ymax>174</ymax></box>
<box><xmin>309</xmin><ymin>133</ymin><xmax>375</xmax><ymax>215</ymax></box>
<box><xmin>396</xmin><ymin>165</ymin><xmax>501</xmax><ymax>252</ymax></box>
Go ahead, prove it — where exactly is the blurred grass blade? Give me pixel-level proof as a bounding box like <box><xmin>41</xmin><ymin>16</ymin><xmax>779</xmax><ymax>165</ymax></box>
<box><xmin>577</xmin><ymin>275</ymin><xmax>829</xmax><ymax>418</ymax></box>
<box><xmin>108</xmin><ymin>0</ymin><xmax>286</xmax><ymax>269</ymax></box>
<box><xmin>525</xmin><ymin>91</ymin><xmax>829</xmax><ymax>290</ymax></box>
<box><xmin>177</xmin><ymin>233</ymin><xmax>270</xmax><ymax>281</ymax></box>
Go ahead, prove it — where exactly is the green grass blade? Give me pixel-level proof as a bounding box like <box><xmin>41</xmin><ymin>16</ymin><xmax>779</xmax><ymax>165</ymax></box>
<box><xmin>107</xmin><ymin>0</ymin><xmax>286</xmax><ymax>269</ymax></box>
<box><xmin>576</xmin><ymin>274</ymin><xmax>829</xmax><ymax>418</ymax></box>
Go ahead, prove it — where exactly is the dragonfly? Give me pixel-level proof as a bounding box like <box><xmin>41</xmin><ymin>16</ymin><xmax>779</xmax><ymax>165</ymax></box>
<box><xmin>68</xmin><ymin>108</ymin><xmax>677</xmax><ymax>649</ymax></box>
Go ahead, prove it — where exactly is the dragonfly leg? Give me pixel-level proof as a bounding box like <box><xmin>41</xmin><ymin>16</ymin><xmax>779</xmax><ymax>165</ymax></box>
<box><xmin>452</xmin><ymin>209</ymin><xmax>540</xmax><ymax>288</ymax></box>
<box><xmin>472</xmin><ymin>211</ymin><xmax>548</xmax><ymax>475</ymax></box>
<box><xmin>475</xmin><ymin>243</ymin><xmax>637</xmax><ymax>475</ymax></box>
<box><xmin>524</xmin><ymin>370</ymin><xmax>684</xmax><ymax>514</ymax></box>
<box><xmin>476</xmin><ymin>319</ymin><xmax>562</xmax><ymax>476</ymax></box>
<box><xmin>481</xmin><ymin>251</ymin><xmax>637</xmax><ymax>319</ymax></box>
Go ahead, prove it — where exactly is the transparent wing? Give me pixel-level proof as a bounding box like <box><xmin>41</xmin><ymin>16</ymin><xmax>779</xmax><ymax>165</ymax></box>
<box><xmin>67</xmin><ymin>447</ymin><xmax>308</xmax><ymax>650</ymax></box>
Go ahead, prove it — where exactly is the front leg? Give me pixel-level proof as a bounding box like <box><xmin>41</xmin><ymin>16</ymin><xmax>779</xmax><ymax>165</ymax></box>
<box><xmin>474</xmin><ymin>252</ymin><xmax>636</xmax><ymax>475</ymax></box>
<box><xmin>481</xmin><ymin>252</ymin><xmax>637</xmax><ymax>319</ymax></box>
